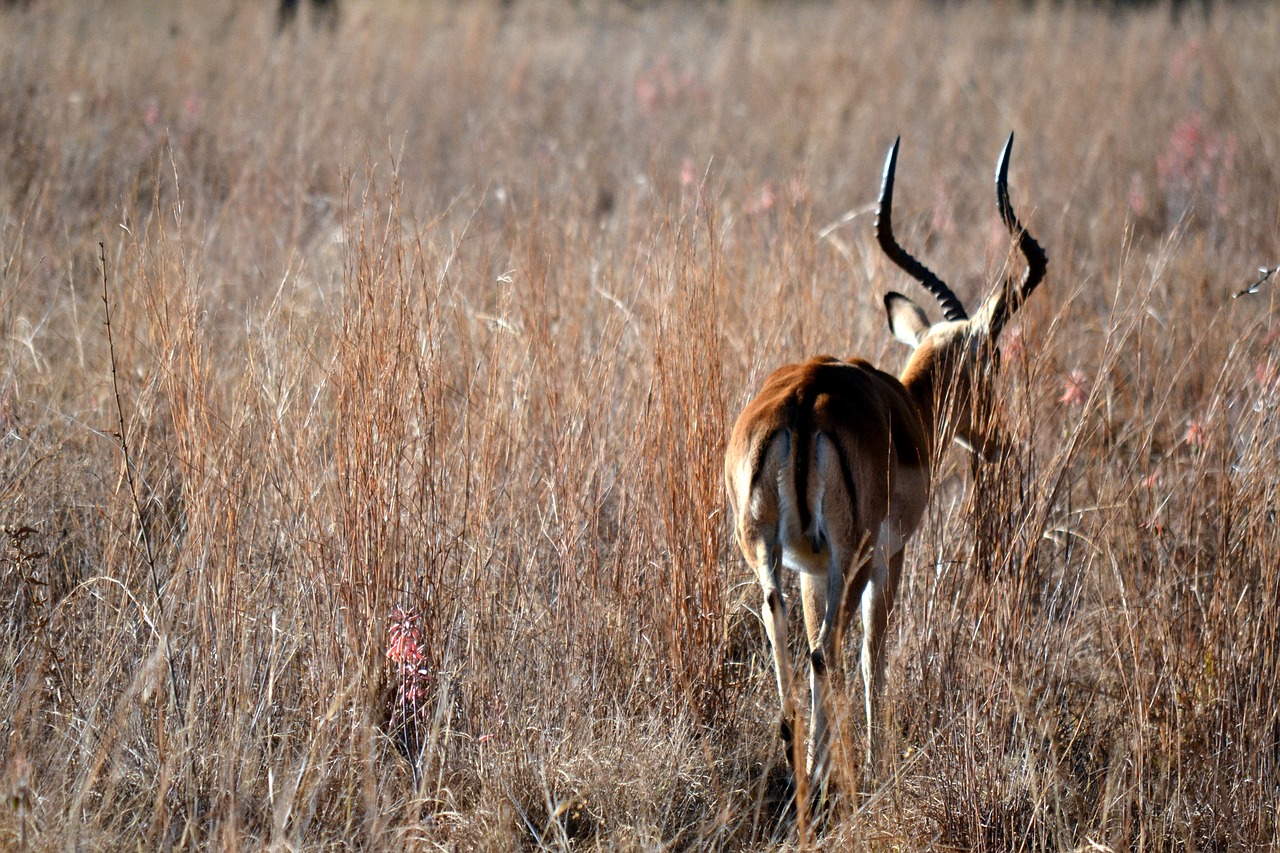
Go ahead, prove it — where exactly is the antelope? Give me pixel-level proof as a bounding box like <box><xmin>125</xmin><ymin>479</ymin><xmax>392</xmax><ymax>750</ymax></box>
<box><xmin>724</xmin><ymin>134</ymin><xmax>1047</xmax><ymax>783</ymax></box>
<box><xmin>277</xmin><ymin>0</ymin><xmax>339</xmax><ymax>33</ymax></box>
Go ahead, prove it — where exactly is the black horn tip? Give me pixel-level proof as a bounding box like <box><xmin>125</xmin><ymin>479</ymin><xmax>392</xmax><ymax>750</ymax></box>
<box><xmin>995</xmin><ymin>131</ymin><xmax>1016</xmax><ymax>225</ymax></box>
<box><xmin>997</xmin><ymin>132</ymin><xmax>1014</xmax><ymax>179</ymax></box>
<box><xmin>879</xmin><ymin>136</ymin><xmax>901</xmax><ymax>206</ymax></box>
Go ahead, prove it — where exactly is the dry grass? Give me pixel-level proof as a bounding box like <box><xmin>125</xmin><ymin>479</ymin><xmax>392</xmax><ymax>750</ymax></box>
<box><xmin>1</xmin><ymin>0</ymin><xmax>1278</xmax><ymax>848</ymax></box>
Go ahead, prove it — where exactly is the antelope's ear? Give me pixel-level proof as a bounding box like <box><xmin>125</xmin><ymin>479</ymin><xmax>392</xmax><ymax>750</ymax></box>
<box><xmin>884</xmin><ymin>291</ymin><xmax>931</xmax><ymax>347</ymax></box>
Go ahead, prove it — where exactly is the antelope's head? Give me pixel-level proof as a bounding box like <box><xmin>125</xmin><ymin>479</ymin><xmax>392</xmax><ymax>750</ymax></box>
<box><xmin>876</xmin><ymin>134</ymin><xmax>1048</xmax><ymax>463</ymax></box>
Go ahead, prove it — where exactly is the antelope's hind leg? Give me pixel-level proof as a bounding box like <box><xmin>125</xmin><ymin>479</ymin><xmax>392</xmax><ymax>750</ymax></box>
<box><xmin>798</xmin><ymin>560</ymin><xmax>846</xmax><ymax>781</ymax></box>
<box><xmin>859</xmin><ymin>524</ymin><xmax>904</xmax><ymax>772</ymax></box>
<box><xmin>751</xmin><ymin>532</ymin><xmax>803</xmax><ymax>772</ymax></box>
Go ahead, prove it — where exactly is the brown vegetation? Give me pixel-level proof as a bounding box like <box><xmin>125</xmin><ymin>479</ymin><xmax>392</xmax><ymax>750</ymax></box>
<box><xmin>1</xmin><ymin>0</ymin><xmax>1277</xmax><ymax>848</ymax></box>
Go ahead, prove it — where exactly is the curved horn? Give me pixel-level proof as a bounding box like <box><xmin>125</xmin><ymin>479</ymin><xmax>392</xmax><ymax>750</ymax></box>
<box><xmin>984</xmin><ymin>132</ymin><xmax>1048</xmax><ymax>341</ymax></box>
<box><xmin>876</xmin><ymin>137</ymin><xmax>968</xmax><ymax>323</ymax></box>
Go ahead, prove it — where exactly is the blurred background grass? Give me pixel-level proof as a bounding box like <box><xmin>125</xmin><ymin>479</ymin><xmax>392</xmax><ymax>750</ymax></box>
<box><xmin>1</xmin><ymin>0</ymin><xmax>1277</xmax><ymax>848</ymax></box>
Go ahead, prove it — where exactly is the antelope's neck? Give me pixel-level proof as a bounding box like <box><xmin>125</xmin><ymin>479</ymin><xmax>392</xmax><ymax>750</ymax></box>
<box><xmin>897</xmin><ymin>356</ymin><xmax>941</xmax><ymax>465</ymax></box>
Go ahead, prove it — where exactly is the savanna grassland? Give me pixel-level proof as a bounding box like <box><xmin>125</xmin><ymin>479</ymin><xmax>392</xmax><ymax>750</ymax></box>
<box><xmin>1</xmin><ymin>0</ymin><xmax>1278</xmax><ymax>849</ymax></box>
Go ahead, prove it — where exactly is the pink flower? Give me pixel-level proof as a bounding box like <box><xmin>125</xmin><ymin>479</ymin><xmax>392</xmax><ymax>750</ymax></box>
<box><xmin>634</xmin><ymin>78</ymin><xmax>659</xmax><ymax>113</ymax></box>
<box><xmin>1184</xmin><ymin>419</ymin><xmax>1209</xmax><ymax>448</ymax></box>
<box><xmin>387</xmin><ymin>606</ymin><xmax>434</xmax><ymax>725</ymax></box>
<box><xmin>633</xmin><ymin>59</ymin><xmax>701</xmax><ymax>114</ymax></box>
<box><xmin>387</xmin><ymin>606</ymin><xmax>425</xmax><ymax>666</ymax></box>
<box><xmin>680</xmin><ymin>157</ymin><xmax>697</xmax><ymax>189</ymax></box>
<box><xmin>743</xmin><ymin>181</ymin><xmax>777</xmax><ymax>216</ymax></box>
<box><xmin>183</xmin><ymin>91</ymin><xmax>202</xmax><ymax>126</ymax></box>
<box><xmin>1059</xmin><ymin>369</ymin><xmax>1089</xmax><ymax>407</ymax></box>
<box><xmin>1157</xmin><ymin>112</ymin><xmax>1237</xmax><ymax>221</ymax></box>
<box><xmin>1002</xmin><ymin>329</ymin><xmax>1024</xmax><ymax>360</ymax></box>
<box><xmin>1255</xmin><ymin>357</ymin><xmax>1279</xmax><ymax>392</ymax></box>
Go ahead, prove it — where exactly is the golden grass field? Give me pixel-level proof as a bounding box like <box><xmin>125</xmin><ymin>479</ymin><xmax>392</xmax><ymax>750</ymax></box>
<box><xmin>1</xmin><ymin>0</ymin><xmax>1278</xmax><ymax>848</ymax></box>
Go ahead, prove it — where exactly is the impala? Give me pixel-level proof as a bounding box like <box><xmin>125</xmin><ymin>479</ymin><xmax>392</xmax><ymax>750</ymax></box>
<box><xmin>725</xmin><ymin>134</ymin><xmax>1047</xmax><ymax>781</ymax></box>
<box><xmin>277</xmin><ymin>0</ymin><xmax>338</xmax><ymax>32</ymax></box>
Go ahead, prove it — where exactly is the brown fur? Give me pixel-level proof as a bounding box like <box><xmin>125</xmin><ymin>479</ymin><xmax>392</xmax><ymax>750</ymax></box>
<box><xmin>724</xmin><ymin>348</ymin><xmax>942</xmax><ymax>781</ymax></box>
<box><xmin>725</xmin><ymin>136</ymin><xmax>1046</xmax><ymax>790</ymax></box>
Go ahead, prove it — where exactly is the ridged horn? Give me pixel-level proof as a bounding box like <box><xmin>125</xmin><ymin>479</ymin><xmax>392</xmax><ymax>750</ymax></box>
<box><xmin>876</xmin><ymin>137</ymin><xmax>968</xmax><ymax>323</ymax></box>
<box><xmin>983</xmin><ymin>132</ymin><xmax>1048</xmax><ymax>341</ymax></box>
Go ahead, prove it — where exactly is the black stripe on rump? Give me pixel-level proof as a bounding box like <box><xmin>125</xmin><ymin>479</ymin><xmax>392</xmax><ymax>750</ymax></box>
<box><xmin>791</xmin><ymin>393</ymin><xmax>814</xmax><ymax>534</ymax></box>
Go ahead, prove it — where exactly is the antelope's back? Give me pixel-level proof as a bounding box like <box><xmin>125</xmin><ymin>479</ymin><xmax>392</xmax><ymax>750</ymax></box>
<box><xmin>725</xmin><ymin>356</ymin><xmax>929</xmax><ymax>554</ymax></box>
